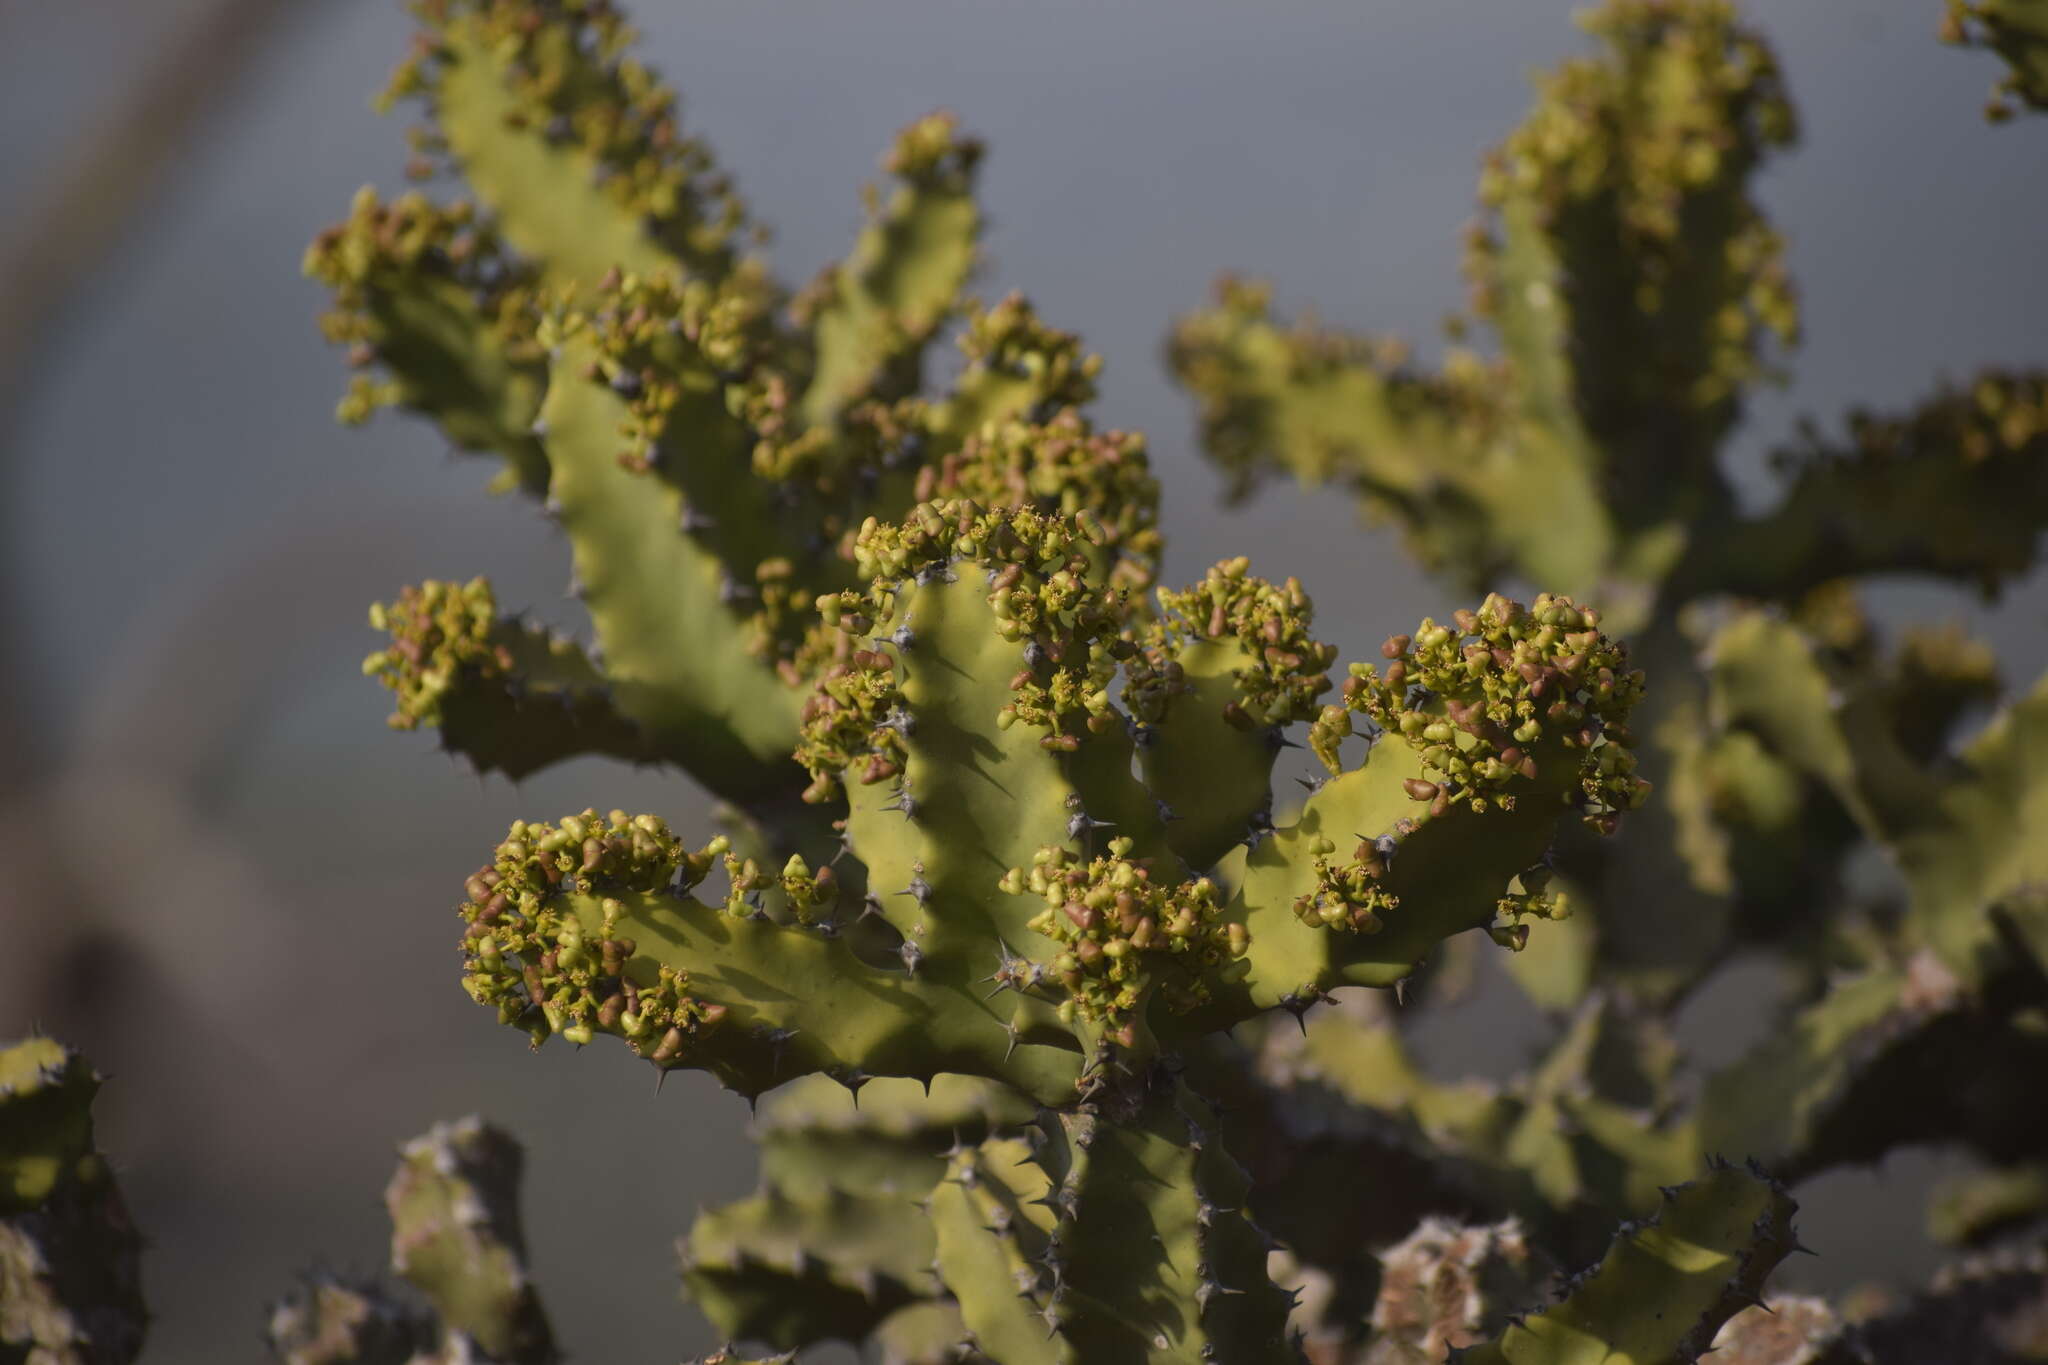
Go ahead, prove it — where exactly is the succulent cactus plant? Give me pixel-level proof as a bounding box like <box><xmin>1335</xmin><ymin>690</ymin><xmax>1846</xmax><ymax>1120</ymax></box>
<box><xmin>14</xmin><ymin>0</ymin><xmax>2047</xmax><ymax>1361</ymax></box>
<box><xmin>294</xmin><ymin>0</ymin><xmax>1826</xmax><ymax>1357</ymax></box>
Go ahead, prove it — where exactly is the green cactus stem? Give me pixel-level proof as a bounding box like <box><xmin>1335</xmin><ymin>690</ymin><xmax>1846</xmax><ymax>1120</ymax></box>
<box><xmin>680</xmin><ymin>1181</ymin><xmax>935</xmax><ymax>1349</ymax></box>
<box><xmin>934</xmin><ymin>1075</ymin><xmax>1295</xmax><ymax>1365</ymax></box>
<box><xmin>362</xmin><ymin>578</ymin><xmax>661</xmax><ymax>779</ymax></box>
<box><xmin>1457</xmin><ymin>1161</ymin><xmax>1798</xmax><ymax>1365</ymax></box>
<box><xmin>1171</xmin><ymin>0</ymin><xmax>1799</xmax><ymax>614</ymax></box>
<box><xmin>381</xmin><ymin>0</ymin><xmax>750</xmax><ymax>288</ymax></box>
<box><xmin>384</xmin><ymin>1118</ymin><xmax>557</xmax><ymax>1365</ymax></box>
<box><xmin>795</xmin><ymin>111</ymin><xmax>983</xmax><ymax>430</ymax></box>
<box><xmin>1929</xmin><ymin>1164</ymin><xmax>2048</xmax><ymax>1248</ymax></box>
<box><xmin>305</xmin><ymin>190</ymin><xmax>549</xmax><ymax>494</ymax></box>
<box><xmin>680</xmin><ymin>1074</ymin><xmax>1032</xmax><ymax>1349</ymax></box>
<box><xmin>1678</xmin><ymin>372</ymin><xmax>2048</xmax><ymax>603</ymax></box>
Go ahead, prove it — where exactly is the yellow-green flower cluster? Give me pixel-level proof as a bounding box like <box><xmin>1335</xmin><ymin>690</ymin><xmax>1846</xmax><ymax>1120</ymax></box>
<box><xmin>1344</xmin><ymin>593</ymin><xmax>1649</xmax><ymax>826</ymax></box>
<box><xmin>542</xmin><ymin>266</ymin><xmax>780</xmax><ymax>477</ymax></box>
<box><xmin>1292</xmin><ymin>837</ymin><xmax>1402</xmax><ymax>935</ymax></box>
<box><xmin>913</xmin><ymin>410</ymin><xmax>1162</xmax><ymax>594</ymax></box>
<box><xmin>804</xmin><ymin>503</ymin><xmax>1138</xmax><ymax>782</ymax></box>
<box><xmin>883</xmin><ymin>109</ymin><xmax>984</xmax><ymax>186</ymax></box>
<box><xmin>457</xmin><ymin>810</ymin><xmax>730</xmax><ymax>1061</ymax></box>
<box><xmin>1490</xmin><ymin>860</ymin><xmax>1570</xmax><ymax>951</ymax></box>
<box><xmin>956</xmin><ymin>292</ymin><xmax>1102</xmax><ymax>414</ymax></box>
<box><xmin>795</xmin><ymin>646</ymin><xmax>910</xmax><ymax>804</ymax></box>
<box><xmin>1131</xmin><ymin>558</ymin><xmax>1336</xmax><ymax>731</ymax></box>
<box><xmin>304</xmin><ymin>188</ymin><xmax>540</xmax><ymax>426</ymax></box>
<box><xmin>1000</xmin><ymin>838</ymin><xmax>1245</xmax><ymax>1035</ymax></box>
<box><xmin>363</xmin><ymin>578</ymin><xmax>512</xmax><ymax>731</ymax></box>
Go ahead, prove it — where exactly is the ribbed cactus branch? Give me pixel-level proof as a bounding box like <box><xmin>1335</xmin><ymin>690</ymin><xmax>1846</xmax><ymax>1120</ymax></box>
<box><xmin>928</xmin><ymin>1133</ymin><xmax>1058</xmax><ymax>1363</ymax></box>
<box><xmin>1171</xmin><ymin>0</ymin><xmax>1800</xmax><ymax>612</ymax></box>
<box><xmin>453</xmin><ymin>807</ymin><xmax>1083</xmax><ymax>1101</ymax></box>
<box><xmin>1129</xmin><ymin>561</ymin><xmax>1336</xmax><ymax>870</ymax></box>
<box><xmin>681</xmin><ymin>1075</ymin><xmax>1031</xmax><ymax>1349</ymax></box>
<box><xmin>796</xmin><ymin>111</ymin><xmax>983</xmax><ymax>429</ymax></box>
<box><xmin>0</xmin><ymin>1038</ymin><xmax>146</xmax><ymax>1365</ymax></box>
<box><xmin>319</xmin><ymin>0</ymin><xmax>1127</xmax><ymax>824</ymax></box>
<box><xmin>751</xmin><ymin>1072</ymin><xmax>1035</xmax><ymax>1199</ymax></box>
<box><xmin>385</xmin><ymin>1118</ymin><xmax>557</xmax><ymax>1365</ymax></box>
<box><xmin>383</xmin><ymin>0</ymin><xmax>749</xmax><ymax>287</ymax></box>
<box><xmin>1929</xmin><ymin>1163</ymin><xmax>2048</xmax><ymax>1247</ymax></box>
<box><xmin>1701</xmin><ymin>609</ymin><xmax>2048</xmax><ymax>978</ymax></box>
<box><xmin>1158</xmin><ymin>3</ymin><xmax>2048</xmax><ymax>1317</ymax></box>
<box><xmin>1457</xmin><ymin>1161</ymin><xmax>1798</xmax><ymax>1365</ymax></box>
<box><xmin>932</xmin><ymin>1076</ymin><xmax>1296</xmax><ymax>1365</ymax></box>
<box><xmin>1697</xmin><ymin>946</ymin><xmax>2048</xmax><ymax>1181</ymax></box>
<box><xmin>363</xmin><ymin>578</ymin><xmax>659</xmax><ymax>778</ymax></box>
<box><xmin>1166</xmin><ymin>278</ymin><xmax>1607</xmax><ymax>599</ymax></box>
<box><xmin>1185</xmin><ymin>592</ymin><xmax>1645</xmax><ymax>1030</ymax></box>
<box><xmin>528</xmin><ymin>301</ymin><xmax>808</xmax><ymax>797</ymax></box>
<box><xmin>681</xmin><ymin>1181</ymin><xmax>935</xmax><ymax>1348</ymax></box>
<box><xmin>1679</xmin><ymin>372</ymin><xmax>2048</xmax><ymax>602</ymax></box>
<box><xmin>305</xmin><ymin>190</ymin><xmax>548</xmax><ymax>493</ymax></box>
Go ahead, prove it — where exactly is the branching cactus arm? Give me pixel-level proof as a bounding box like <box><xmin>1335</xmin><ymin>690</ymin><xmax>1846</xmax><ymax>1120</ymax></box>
<box><xmin>1127</xmin><ymin>561</ymin><xmax>1336</xmax><ymax>871</ymax></box>
<box><xmin>1185</xmin><ymin>592</ymin><xmax>1647</xmax><ymax>1028</ymax></box>
<box><xmin>385</xmin><ymin>1118</ymin><xmax>558</xmax><ymax>1365</ymax></box>
<box><xmin>682</xmin><ymin>1074</ymin><xmax>1031</xmax><ymax>1350</ymax></box>
<box><xmin>1701</xmin><ymin>609</ymin><xmax>2048</xmax><ymax>977</ymax></box>
<box><xmin>929</xmin><ymin>1135</ymin><xmax>1064</xmax><ymax>1365</ymax></box>
<box><xmin>681</xmin><ymin>1181</ymin><xmax>935</xmax><ymax>1349</ymax></box>
<box><xmin>1037</xmin><ymin>1081</ymin><xmax>1296</xmax><ymax>1364</ymax></box>
<box><xmin>796</xmin><ymin>112</ymin><xmax>983</xmax><ymax>430</ymax></box>
<box><xmin>1455</xmin><ymin>1163</ymin><xmax>1798</xmax><ymax>1365</ymax></box>
<box><xmin>1164</xmin><ymin>280</ymin><xmax>1543</xmax><ymax>593</ymax></box>
<box><xmin>305</xmin><ymin>191</ymin><xmax>549</xmax><ymax>493</ymax></box>
<box><xmin>363</xmin><ymin>578</ymin><xmax>662</xmax><ymax>779</ymax></box>
<box><xmin>455</xmin><ymin>808</ymin><xmax>1085</xmax><ymax>1102</ymax></box>
<box><xmin>1169</xmin><ymin>0</ymin><xmax>1800</xmax><ymax>609</ymax></box>
<box><xmin>1678</xmin><ymin>373</ymin><xmax>2048</xmax><ymax>603</ymax></box>
<box><xmin>382</xmin><ymin>0</ymin><xmax>751</xmax><ymax>288</ymax></box>
<box><xmin>527</xmin><ymin>288</ymin><xmax>807</xmax><ymax>793</ymax></box>
<box><xmin>269</xmin><ymin>1117</ymin><xmax>557</xmax><ymax>1365</ymax></box>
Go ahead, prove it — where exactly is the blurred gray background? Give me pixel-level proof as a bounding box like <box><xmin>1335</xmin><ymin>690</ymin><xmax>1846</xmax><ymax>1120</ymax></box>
<box><xmin>2</xmin><ymin>1</ymin><xmax>2044</xmax><ymax>1360</ymax></box>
